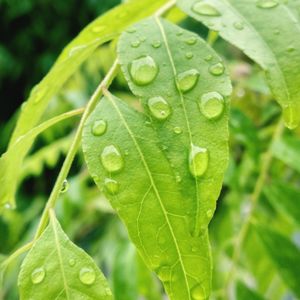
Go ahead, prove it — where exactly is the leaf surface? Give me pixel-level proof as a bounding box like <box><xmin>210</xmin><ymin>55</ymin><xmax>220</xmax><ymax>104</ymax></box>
<box><xmin>177</xmin><ymin>0</ymin><xmax>300</xmax><ymax>129</ymax></box>
<box><xmin>18</xmin><ymin>212</ymin><xmax>112</xmax><ymax>300</ymax></box>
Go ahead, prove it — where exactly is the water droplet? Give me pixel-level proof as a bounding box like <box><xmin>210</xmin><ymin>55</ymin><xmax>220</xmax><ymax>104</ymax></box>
<box><xmin>91</xmin><ymin>25</ymin><xmax>105</xmax><ymax>33</ymax></box>
<box><xmin>192</xmin><ymin>2</ymin><xmax>221</xmax><ymax>16</ymax></box>
<box><xmin>148</xmin><ymin>97</ymin><xmax>171</xmax><ymax>120</ymax></box>
<box><xmin>91</xmin><ymin>120</ymin><xmax>107</xmax><ymax>136</ymax></box>
<box><xmin>192</xmin><ymin>246</ymin><xmax>199</xmax><ymax>253</ymax></box>
<box><xmin>139</xmin><ymin>36</ymin><xmax>147</xmax><ymax>42</ymax></box>
<box><xmin>177</xmin><ymin>69</ymin><xmax>200</xmax><ymax>93</ymax></box>
<box><xmin>185</xmin><ymin>52</ymin><xmax>194</xmax><ymax>59</ymax></box>
<box><xmin>129</xmin><ymin>56</ymin><xmax>158</xmax><ymax>86</ymax></box>
<box><xmin>209</xmin><ymin>62</ymin><xmax>225</xmax><ymax>76</ymax></box>
<box><xmin>104</xmin><ymin>178</ymin><xmax>119</xmax><ymax>195</ymax></box>
<box><xmin>287</xmin><ymin>46</ymin><xmax>295</xmax><ymax>52</ymax></box>
<box><xmin>79</xmin><ymin>267</ymin><xmax>96</xmax><ymax>285</ymax></box>
<box><xmin>105</xmin><ymin>287</ymin><xmax>112</xmax><ymax>296</ymax></box>
<box><xmin>175</xmin><ymin>174</ymin><xmax>182</xmax><ymax>183</ymax></box>
<box><xmin>191</xmin><ymin>284</ymin><xmax>207</xmax><ymax>300</ymax></box>
<box><xmin>68</xmin><ymin>45</ymin><xmax>87</xmax><ymax>57</ymax></box>
<box><xmin>31</xmin><ymin>85</ymin><xmax>46</xmax><ymax>104</ymax></box>
<box><xmin>206</xmin><ymin>209</ymin><xmax>213</xmax><ymax>218</ymax></box>
<box><xmin>69</xmin><ymin>259</ymin><xmax>76</xmax><ymax>267</ymax></box>
<box><xmin>199</xmin><ymin>92</ymin><xmax>225</xmax><ymax>119</ymax></box>
<box><xmin>21</xmin><ymin>102</ymin><xmax>28</xmax><ymax>111</ymax></box>
<box><xmin>60</xmin><ymin>179</ymin><xmax>69</xmax><ymax>193</ymax></box>
<box><xmin>131</xmin><ymin>40</ymin><xmax>141</xmax><ymax>48</ymax></box>
<box><xmin>174</xmin><ymin>126</ymin><xmax>182</xmax><ymax>134</ymax></box>
<box><xmin>101</xmin><ymin>145</ymin><xmax>124</xmax><ymax>173</ymax></box>
<box><xmin>126</xmin><ymin>27</ymin><xmax>136</xmax><ymax>33</ymax></box>
<box><xmin>157</xmin><ymin>266</ymin><xmax>171</xmax><ymax>282</ymax></box>
<box><xmin>233</xmin><ymin>21</ymin><xmax>244</xmax><ymax>30</ymax></box>
<box><xmin>274</xmin><ymin>28</ymin><xmax>280</xmax><ymax>35</ymax></box>
<box><xmin>205</xmin><ymin>55</ymin><xmax>213</xmax><ymax>62</ymax></box>
<box><xmin>176</xmin><ymin>30</ymin><xmax>184</xmax><ymax>36</ymax></box>
<box><xmin>189</xmin><ymin>144</ymin><xmax>209</xmax><ymax>177</ymax></box>
<box><xmin>31</xmin><ymin>267</ymin><xmax>45</xmax><ymax>284</ymax></box>
<box><xmin>152</xmin><ymin>40</ymin><xmax>161</xmax><ymax>48</ymax></box>
<box><xmin>185</xmin><ymin>36</ymin><xmax>197</xmax><ymax>45</ymax></box>
<box><xmin>256</xmin><ymin>0</ymin><xmax>278</xmax><ymax>8</ymax></box>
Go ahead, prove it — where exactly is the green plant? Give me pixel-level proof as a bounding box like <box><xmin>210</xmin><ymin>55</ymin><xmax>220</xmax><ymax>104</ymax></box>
<box><xmin>1</xmin><ymin>0</ymin><xmax>300</xmax><ymax>299</ymax></box>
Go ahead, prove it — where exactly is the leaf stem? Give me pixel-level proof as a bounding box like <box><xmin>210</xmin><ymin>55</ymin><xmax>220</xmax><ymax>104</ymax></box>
<box><xmin>155</xmin><ymin>0</ymin><xmax>176</xmax><ymax>17</ymax></box>
<box><xmin>33</xmin><ymin>59</ymin><xmax>119</xmax><ymax>240</ymax></box>
<box><xmin>224</xmin><ymin>118</ymin><xmax>285</xmax><ymax>295</ymax></box>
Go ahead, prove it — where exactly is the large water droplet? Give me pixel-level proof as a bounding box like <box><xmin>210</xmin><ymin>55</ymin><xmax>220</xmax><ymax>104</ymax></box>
<box><xmin>148</xmin><ymin>97</ymin><xmax>171</xmax><ymax>120</ymax></box>
<box><xmin>31</xmin><ymin>267</ymin><xmax>45</xmax><ymax>284</ymax></box>
<box><xmin>157</xmin><ymin>266</ymin><xmax>171</xmax><ymax>282</ymax></box>
<box><xmin>177</xmin><ymin>69</ymin><xmax>200</xmax><ymax>93</ymax></box>
<box><xmin>60</xmin><ymin>179</ymin><xmax>69</xmax><ymax>193</ymax></box>
<box><xmin>256</xmin><ymin>0</ymin><xmax>278</xmax><ymax>8</ymax></box>
<box><xmin>209</xmin><ymin>63</ymin><xmax>225</xmax><ymax>76</ymax></box>
<box><xmin>79</xmin><ymin>267</ymin><xmax>96</xmax><ymax>285</ymax></box>
<box><xmin>129</xmin><ymin>56</ymin><xmax>158</xmax><ymax>86</ymax></box>
<box><xmin>192</xmin><ymin>2</ymin><xmax>221</xmax><ymax>16</ymax></box>
<box><xmin>101</xmin><ymin>145</ymin><xmax>124</xmax><ymax>173</ymax></box>
<box><xmin>199</xmin><ymin>92</ymin><xmax>225</xmax><ymax>120</ymax></box>
<box><xmin>104</xmin><ymin>178</ymin><xmax>119</xmax><ymax>195</ymax></box>
<box><xmin>191</xmin><ymin>284</ymin><xmax>207</xmax><ymax>300</ymax></box>
<box><xmin>92</xmin><ymin>120</ymin><xmax>107</xmax><ymax>136</ymax></box>
<box><xmin>233</xmin><ymin>21</ymin><xmax>244</xmax><ymax>30</ymax></box>
<box><xmin>189</xmin><ymin>144</ymin><xmax>209</xmax><ymax>177</ymax></box>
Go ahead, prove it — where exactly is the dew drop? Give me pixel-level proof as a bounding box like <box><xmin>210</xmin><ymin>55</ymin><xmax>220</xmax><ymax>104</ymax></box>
<box><xmin>209</xmin><ymin>62</ymin><xmax>225</xmax><ymax>76</ymax></box>
<box><xmin>199</xmin><ymin>92</ymin><xmax>225</xmax><ymax>120</ymax></box>
<box><xmin>233</xmin><ymin>21</ymin><xmax>244</xmax><ymax>30</ymax></box>
<box><xmin>91</xmin><ymin>25</ymin><xmax>105</xmax><ymax>33</ymax></box>
<box><xmin>192</xmin><ymin>2</ymin><xmax>221</xmax><ymax>16</ymax></box>
<box><xmin>157</xmin><ymin>266</ymin><xmax>171</xmax><ymax>282</ymax></box>
<box><xmin>175</xmin><ymin>174</ymin><xmax>182</xmax><ymax>183</ymax></box>
<box><xmin>152</xmin><ymin>40</ymin><xmax>162</xmax><ymax>48</ymax></box>
<box><xmin>191</xmin><ymin>284</ymin><xmax>207</xmax><ymax>300</ymax></box>
<box><xmin>185</xmin><ymin>36</ymin><xmax>197</xmax><ymax>45</ymax></box>
<box><xmin>174</xmin><ymin>126</ymin><xmax>182</xmax><ymax>134</ymax></box>
<box><xmin>129</xmin><ymin>56</ymin><xmax>158</xmax><ymax>86</ymax></box>
<box><xmin>191</xmin><ymin>246</ymin><xmax>199</xmax><ymax>253</ymax></box>
<box><xmin>274</xmin><ymin>28</ymin><xmax>280</xmax><ymax>35</ymax></box>
<box><xmin>287</xmin><ymin>46</ymin><xmax>295</xmax><ymax>52</ymax></box>
<box><xmin>148</xmin><ymin>97</ymin><xmax>171</xmax><ymax>120</ymax></box>
<box><xmin>60</xmin><ymin>179</ymin><xmax>69</xmax><ymax>193</ymax></box>
<box><xmin>79</xmin><ymin>267</ymin><xmax>96</xmax><ymax>285</ymax></box>
<box><xmin>131</xmin><ymin>40</ymin><xmax>141</xmax><ymax>48</ymax></box>
<box><xmin>91</xmin><ymin>120</ymin><xmax>107</xmax><ymax>136</ymax></box>
<box><xmin>139</xmin><ymin>36</ymin><xmax>147</xmax><ymax>42</ymax></box>
<box><xmin>104</xmin><ymin>178</ymin><xmax>119</xmax><ymax>195</ymax></box>
<box><xmin>69</xmin><ymin>259</ymin><xmax>76</xmax><ymax>267</ymax></box>
<box><xmin>206</xmin><ymin>209</ymin><xmax>213</xmax><ymax>218</ymax></box>
<box><xmin>68</xmin><ymin>45</ymin><xmax>87</xmax><ymax>57</ymax></box>
<box><xmin>176</xmin><ymin>30</ymin><xmax>184</xmax><ymax>36</ymax></box>
<box><xmin>177</xmin><ymin>69</ymin><xmax>200</xmax><ymax>93</ymax></box>
<box><xmin>31</xmin><ymin>267</ymin><xmax>45</xmax><ymax>284</ymax></box>
<box><xmin>126</xmin><ymin>27</ymin><xmax>136</xmax><ymax>33</ymax></box>
<box><xmin>101</xmin><ymin>145</ymin><xmax>124</xmax><ymax>173</ymax></box>
<box><xmin>189</xmin><ymin>144</ymin><xmax>209</xmax><ymax>177</ymax></box>
<box><xmin>185</xmin><ymin>52</ymin><xmax>194</xmax><ymax>59</ymax></box>
<box><xmin>204</xmin><ymin>54</ymin><xmax>213</xmax><ymax>62</ymax></box>
<box><xmin>256</xmin><ymin>0</ymin><xmax>279</xmax><ymax>8</ymax></box>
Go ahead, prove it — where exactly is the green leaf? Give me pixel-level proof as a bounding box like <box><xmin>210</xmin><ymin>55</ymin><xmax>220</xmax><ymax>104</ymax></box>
<box><xmin>18</xmin><ymin>211</ymin><xmax>112</xmax><ymax>300</ymax></box>
<box><xmin>264</xmin><ymin>181</ymin><xmax>300</xmax><ymax>227</ymax></box>
<box><xmin>256</xmin><ymin>225</ymin><xmax>300</xmax><ymax>298</ymax></box>
<box><xmin>0</xmin><ymin>109</ymin><xmax>82</xmax><ymax>210</ymax></box>
<box><xmin>177</xmin><ymin>0</ymin><xmax>300</xmax><ymax>129</ymax></box>
<box><xmin>236</xmin><ymin>281</ymin><xmax>265</xmax><ymax>300</ymax></box>
<box><xmin>271</xmin><ymin>135</ymin><xmax>300</xmax><ymax>173</ymax></box>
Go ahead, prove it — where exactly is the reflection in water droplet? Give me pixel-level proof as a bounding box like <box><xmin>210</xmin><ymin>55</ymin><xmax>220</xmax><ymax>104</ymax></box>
<box><xmin>157</xmin><ymin>266</ymin><xmax>171</xmax><ymax>282</ymax></box>
<box><xmin>191</xmin><ymin>284</ymin><xmax>207</xmax><ymax>300</ymax></box>
<box><xmin>177</xmin><ymin>69</ymin><xmax>200</xmax><ymax>93</ymax></box>
<box><xmin>185</xmin><ymin>36</ymin><xmax>197</xmax><ymax>45</ymax></box>
<box><xmin>92</xmin><ymin>120</ymin><xmax>107</xmax><ymax>136</ymax></box>
<box><xmin>129</xmin><ymin>56</ymin><xmax>158</xmax><ymax>86</ymax></box>
<box><xmin>104</xmin><ymin>178</ymin><xmax>119</xmax><ymax>195</ymax></box>
<box><xmin>233</xmin><ymin>21</ymin><xmax>244</xmax><ymax>30</ymax></box>
<box><xmin>60</xmin><ymin>179</ymin><xmax>69</xmax><ymax>193</ymax></box>
<box><xmin>209</xmin><ymin>62</ymin><xmax>225</xmax><ymax>76</ymax></box>
<box><xmin>199</xmin><ymin>92</ymin><xmax>225</xmax><ymax>120</ymax></box>
<box><xmin>174</xmin><ymin>126</ymin><xmax>182</xmax><ymax>134</ymax></box>
<box><xmin>152</xmin><ymin>40</ymin><xmax>162</xmax><ymax>48</ymax></box>
<box><xmin>79</xmin><ymin>267</ymin><xmax>96</xmax><ymax>285</ymax></box>
<box><xmin>131</xmin><ymin>40</ymin><xmax>141</xmax><ymax>48</ymax></box>
<box><xmin>101</xmin><ymin>145</ymin><xmax>124</xmax><ymax>173</ymax></box>
<box><xmin>148</xmin><ymin>97</ymin><xmax>171</xmax><ymax>120</ymax></box>
<box><xmin>31</xmin><ymin>267</ymin><xmax>45</xmax><ymax>284</ymax></box>
<box><xmin>192</xmin><ymin>2</ymin><xmax>221</xmax><ymax>16</ymax></box>
<box><xmin>69</xmin><ymin>259</ymin><xmax>76</xmax><ymax>267</ymax></box>
<box><xmin>185</xmin><ymin>52</ymin><xmax>194</xmax><ymax>59</ymax></box>
<box><xmin>189</xmin><ymin>144</ymin><xmax>209</xmax><ymax>177</ymax></box>
<box><xmin>256</xmin><ymin>0</ymin><xmax>278</xmax><ymax>9</ymax></box>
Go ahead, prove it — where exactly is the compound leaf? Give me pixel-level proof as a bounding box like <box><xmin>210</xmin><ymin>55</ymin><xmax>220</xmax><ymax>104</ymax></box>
<box><xmin>177</xmin><ymin>0</ymin><xmax>300</xmax><ymax>129</ymax></box>
<box><xmin>18</xmin><ymin>211</ymin><xmax>112</xmax><ymax>300</ymax></box>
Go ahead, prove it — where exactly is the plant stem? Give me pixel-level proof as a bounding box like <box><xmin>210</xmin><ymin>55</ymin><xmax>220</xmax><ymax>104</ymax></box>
<box><xmin>34</xmin><ymin>59</ymin><xmax>119</xmax><ymax>240</ymax></box>
<box><xmin>224</xmin><ymin>118</ymin><xmax>285</xmax><ymax>295</ymax></box>
<box><xmin>155</xmin><ymin>0</ymin><xmax>176</xmax><ymax>17</ymax></box>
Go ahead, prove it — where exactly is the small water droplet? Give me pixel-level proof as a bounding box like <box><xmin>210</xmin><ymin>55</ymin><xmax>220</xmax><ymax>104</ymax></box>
<box><xmin>204</xmin><ymin>55</ymin><xmax>213</xmax><ymax>62</ymax></box>
<box><xmin>101</xmin><ymin>145</ymin><xmax>124</xmax><ymax>173</ymax></box>
<box><xmin>69</xmin><ymin>259</ymin><xmax>76</xmax><ymax>267</ymax></box>
<box><xmin>189</xmin><ymin>144</ymin><xmax>209</xmax><ymax>177</ymax></box>
<box><xmin>185</xmin><ymin>36</ymin><xmax>197</xmax><ymax>45</ymax></box>
<box><xmin>79</xmin><ymin>267</ymin><xmax>96</xmax><ymax>285</ymax></box>
<box><xmin>274</xmin><ymin>28</ymin><xmax>280</xmax><ymax>35</ymax></box>
<box><xmin>105</xmin><ymin>287</ymin><xmax>112</xmax><ymax>295</ymax></box>
<box><xmin>209</xmin><ymin>62</ymin><xmax>225</xmax><ymax>76</ymax></box>
<box><xmin>131</xmin><ymin>40</ymin><xmax>141</xmax><ymax>48</ymax></box>
<box><xmin>256</xmin><ymin>0</ymin><xmax>279</xmax><ymax>8</ymax></box>
<box><xmin>175</xmin><ymin>174</ymin><xmax>182</xmax><ymax>183</ymax></box>
<box><xmin>129</xmin><ymin>56</ymin><xmax>158</xmax><ymax>86</ymax></box>
<box><xmin>91</xmin><ymin>25</ymin><xmax>105</xmax><ymax>33</ymax></box>
<box><xmin>199</xmin><ymin>92</ymin><xmax>225</xmax><ymax>119</ymax></box>
<box><xmin>157</xmin><ymin>266</ymin><xmax>171</xmax><ymax>282</ymax></box>
<box><xmin>91</xmin><ymin>120</ymin><xmax>107</xmax><ymax>136</ymax></box>
<box><xmin>174</xmin><ymin>126</ymin><xmax>182</xmax><ymax>134</ymax></box>
<box><xmin>206</xmin><ymin>209</ymin><xmax>213</xmax><ymax>218</ymax></box>
<box><xmin>21</xmin><ymin>101</ymin><xmax>28</xmax><ymax>111</ymax></box>
<box><xmin>191</xmin><ymin>246</ymin><xmax>199</xmax><ymax>253</ymax></box>
<box><xmin>192</xmin><ymin>2</ymin><xmax>221</xmax><ymax>16</ymax></box>
<box><xmin>104</xmin><ymin>178</ymin><xmax>119</xmax><ymax>195</ymax></box>
<box><xmin>177</xmin><ymin>69</ymin><xmax>200</xmax><ymax>93</ymax></box>
<box><xmin>68</xmin><ymin>45</ymin><xmax>87</xmax><ymax>57</ymax></box>
<box><xmin>176</xmin><ymin>30</ymin><xmax>183</xmax><ymax>36</ymax></box>
<box><xmin>126</xmin><ymin>27</ymin><xmax>136</xmax><ymax>33</ymax></box>
<box><xmin>233</xmin><ymin>21</ymin><xmax>244</xmax><ymax>30</ymax></box>
<box><xmin>139</xmin><ymin>36</ymin><xmax>147</xmax><ymax>42</ymax></box>
<box><xmin>191</xmin><ymin>284</ymin><xmax>207</xmax><ymax>300</ymax></box>
<box><xmin>185</xmin><ymin>52</ymin><xmax>194</xmax><ymax>59</ymax></box>
<box><xmin>152</xmin><ymin>40</ymin><xmax>161</xmax><ymax>48</ymax></box>
<box><xmin>287</xmin><ymin>46</ymin><xmax>295</xmax><ymax>52</ymax></box>
<box><xmin>31</xmin><ymin>267</ymin><xmax>45</xmax><ymax>284</ymax></box>
<box><xmin>148</xmin><ymin>97</ymin><xmax>171</xmax><ymax>120</ymax></box>
<box><xmin>60</xmin><ymin>179</ymin><xmax>69</xmax><ymax>193</ymax></box>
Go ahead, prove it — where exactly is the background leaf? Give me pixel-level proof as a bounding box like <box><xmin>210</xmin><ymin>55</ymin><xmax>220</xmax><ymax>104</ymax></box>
<box><xmin>236</xmin><ymin>281</ymin><xmax>266</xmax><ymax>300</ymax></box>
